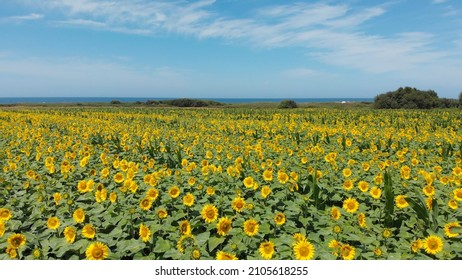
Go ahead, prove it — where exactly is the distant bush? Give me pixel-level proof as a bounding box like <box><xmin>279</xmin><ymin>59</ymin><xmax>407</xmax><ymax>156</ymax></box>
<box><xmin>278</xmin><ymin>100</ymin><xmax>298</xmax><ymax>109</ymax></box>
<box><xmin>162</xmin><ymin>98</ymin><xmax>223</xmax><ymax>107</ymax></box>
<box><xmin>145</xmin><ymin>100</ymin><xmax>159</xmax><ymax>106</ymax></box>
<box><xmin>373</xmin><ymin>87</ymin><xmax>455</xmax><ymax>109</ymax></box>
<box><xmin>111</xmin><ymin>100</ymin><xmax>122</xmax><ymax>105</ymax></box>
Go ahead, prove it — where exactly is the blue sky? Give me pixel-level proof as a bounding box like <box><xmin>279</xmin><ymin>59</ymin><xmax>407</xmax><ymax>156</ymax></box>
<box><xmin>0</xmin><ymin>0</ymin><xmax>461</xmax><ymax>98</ymax></box>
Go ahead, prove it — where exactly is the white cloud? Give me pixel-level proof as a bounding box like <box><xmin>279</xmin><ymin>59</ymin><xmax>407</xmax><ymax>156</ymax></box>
<box><xmin>0</xmin><ymin>13</ymin><xmax>44</xmax><ymax>23</ymax></box>
<box><xmin>10</xmin><ymin>1</ymin><xmax>462</xmax><ymax>75</ymax></box>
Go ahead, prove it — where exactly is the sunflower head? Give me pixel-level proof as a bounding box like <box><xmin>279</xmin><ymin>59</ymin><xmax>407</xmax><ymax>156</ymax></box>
<box><xmin>444</xmin><ymin>222</ymin><xmax>461</xmax><ymax>238</ymax></box>
<box><xmin>216</xmin><ymin>251</ymin><xmax>238</xmax><ymax>260</ymax></box>
<box><xmin>293</xmin><ymin>240</ymin><xmax>315</xmax><ymax>260</ymax></box>
<box><xmin>73</xmin><ymin>208</ymin><xmax>85</xmax><ymax>224</ymax></box>
<box><xmin>231</xmin><ymin>197</ymin><xmax>246</xmax><ymax>212</ymax></box>
<box><xmin>64</xmin><ymin>226</ymin><xmax>76</xmax><ymax>243</ymax></box>
<box><xmin>259</xmin><ymin>241</ymin><xmax>275</xmax><ymax>260</ymax></box>
<box><xmin>179</xmin><ymin>220</ymin><xmax>192</xmax><ymax>235</ymax></box>
<box><xmin>331</xmin><ymin>207</ymin><xmax>341</xmax><ymax>220</ymax></box>
<box><xmin>7</xmin><ymin>233</ymin><xmax>27</xmax><ymax>249</ymax></box>
<box><xmin>216</xmin><ymin>217</ymin><xmax>232</xmax><ymax>236</ymax></box>
<box><xmin>86</xmin><ymin>242</ymin><xmax>109</xmax><ymax>260</ymax></box>
<box><xmin>261</xmin><ymin>186</ymin><xmax>271</xmax><ymax>198</ymax></box>
<box><xmin>168</xmin><ymin>186</ymin><xmax>180</xmax><ymax>198</ymax></box>
<box><xmin>82</xmin><ymin>224</ymin><xmax>96</xmax><ymax>239</ymax></box>
<box><xmin>340</xmin><ymin>244</ymin><xmax>356</xmax><ymax>260</ymax></box>
<box><xmin>243</xmin><ymin>219</ymin><xmax>259</xmax><ymax>237</ymax></box>
<box><xmin>343</xmin><ymin>198</ymin><xmax>359</xmax><ymax>213</ymax></box>
<box><xmin>201</xmin><ymin>204</ymin><xmax>218</xmax><ymax>223</ymax></box>
<box><xmin>395</xmin><ymin>195</ymin><xmax>409</xmax><ymax>208</ymax></box>
<box><xmin>139</xmin><ymin>197</ymin><xmax>153</xmax><ymax>211</ymax></box>
<box><xmin>139</xmin><ymin>224</ymin><xmax>151</xmax><ymax>242</ymax></box>
<box><xmin>274</xmin><ymin>212</ymin><xmax>286</xmax><ymax>225</ymax></box>
<box><xmin>423</xmin><ymin>235</ymin><xmax>444</xmax><ymax>255</ymax></box>
<box><xmin>47</xmin><ymin>216</ymin><xmax>60</xmax><ymax>230</ymax></box>
<box><xmin>183</xmin><ymin>193</ymin><xmax>195</xmax><ymax>207</ymax></box>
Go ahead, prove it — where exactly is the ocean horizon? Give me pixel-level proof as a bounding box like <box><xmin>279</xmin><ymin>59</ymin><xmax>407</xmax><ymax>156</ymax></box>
<box><xmin>0</xmin><ymin>97</ymin><xmax>374</xmax><ymax>104</ymax></box>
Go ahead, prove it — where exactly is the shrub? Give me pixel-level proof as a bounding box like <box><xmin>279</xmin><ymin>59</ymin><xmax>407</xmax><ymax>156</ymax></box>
<box><xmin>278</xmin><ymin>100</ymin><xmax>298</xmax><ymax>109</ymax></box>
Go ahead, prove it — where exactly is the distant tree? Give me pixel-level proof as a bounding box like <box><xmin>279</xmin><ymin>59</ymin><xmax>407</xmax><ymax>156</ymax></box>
<box><xmin>459</xmin><ymin>92</ymin><xmax>462</xmax><ymax>106</ymax></box>
<box><xmin>110</xmin><ymin>100</ymin><xmax>121</xmax><ymax>104</ymax></box>
<box><xmin>278</xmin><ymin>100</ymin><xmax>298</xmax><ymax>109</ymax></box>
<box><xmin>374</xmin><ymin>87</ymin><xmax>441</xmax><ymax>109</ymax></box>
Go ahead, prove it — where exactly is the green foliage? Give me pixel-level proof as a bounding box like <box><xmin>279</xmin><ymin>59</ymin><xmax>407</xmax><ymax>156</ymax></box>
<box><xmin>161</xmin><ymin>98</ymin><xmax>224</xmax><ymax>107</ymax></box>
<box><xmin>374</xmin><ymin>87</ymin><xmax>457</xmax><ymax>109</ymax></box>
<box><xmin>110</xmin><ymin>100</ymin><xmax>122</xmax><ymax>104</ymax></box>
<box><xmin>278</xmin><ymin>100</ymin><xmax>298</xmax><ymax>109</ymax></box>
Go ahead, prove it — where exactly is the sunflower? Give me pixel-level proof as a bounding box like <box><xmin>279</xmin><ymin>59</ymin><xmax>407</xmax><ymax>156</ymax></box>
<box><xmin>452</xmin><ymin>188</ymin><xmax>462</xmax><ymax>201</ymax></box>
<box><xmin>343</xmin><ymin>180</ymin><xmax>354</xmax><ymax>191</ymax></box>
<box><xmin>139</xmin><ymin>224</ymin><xmax>151</xmax><ymax>242</ymax></box>
<box><xmin>358</xmin><ymin>181</ymin><xmax>369</xmax><ymax>192</ymax></box>
<box><xmin>293</xmin><ymin>240</ymin><xmax>315</xmax><ymax>260</ymax></box>
<box><xmin>261</xmin><ymin>185</ymin><xmax>271</xmax><ymax>198</ymax></box>
<box><xmin>77</xmin><ymin>180</ymin><xmax>88</xmax><ymax>193</ymax></box>
<box><xmin>444</xmin><ymin>222</ymin><xmax>461</xmax><ymax>238</ymax></box>
<box><xmin>293</xmin><ymin>233</ymin><xmax>307</xmax><ymax>245</ymax></box>
<box><xmin>369</xmin><ymin>187</ymin><xmax>382</xmax><ymax>199</ymax></box>
<box><xmin>64</xmin><ymin>226</ymin><xmax>76</xmax><ymax>243</ymax></box>
<box><xmin>168</xmin><ymin>186</ymin><xmax>180</xmax><ymax>199</ymax></box>
<box><xmin>342</xmin><ymin>168</ymin><xmax>352</xmax><ymax>178</ymax></box>
<box><xmin>7</xmin><ymin>233</ymin><xmax>26</xmax><ymax>249</ymax></box>
<box><xmin>73</xmin><ymin>208</ymin><xmax>85</xmax><ymax>224</ymax></box>
<box><xmin>82</xmin><ymin>224</ymin><xmax>96</xmax><ymax>239</ymax></box>
<box><xmin>146</xmin><ymin>188</ymin><xmax>159</xmax><ymax>201</ymax></box>
<box><xmin>6</xmin><ymin>247</ymin><xmax>17</xmax><ymax>259</ymax></box>
<box><xmin>157</xmin><ymin>208</ymin><xmax>168</xmax><ymax>219</ymax></box>
<box><xmin>395</xmin><ymin>195</ymin><xmax>409</xmax><ymax>209</ymax></box>
<box><xmin>183</xmin><ymin>193</ymin><xmax>195</xmax><ymax>207</ymax></box>
<box><xmin>113</xmin><ymin>172</ymin><xmax>124</xmax><ymax>184</ymax></box>
<box><xmin>201</xmin><ymin>204</ymin><xmax>218</xmax><ymax>223</ymax></box>
<box><xmin>243</xmin><ymin>219</ymin><xmax>259</xmax><ymax>237</ymax></box>
<box><xmin>274</xmin><ymin>213</ymin><xmax>286</xmax><ymax>225</ymax></box>
<box><xmin>328</xmin><ymin>239</ymin><xmax>341</xmax><ymax>249</ymax></box>
<box><xmin>263</xmin><ymin>169</ymin><xmax>273</xmax><ymax>181</ymax></box>
<box><xmin>188</xmin><ymin>177</ymin><xmax>196</xmax><ymax>186</ymax></box>
<box><xmin>216</xmin><ymin>217</ymin><xmax>232</xmax><ymax>236</ymax></box>
<box><xmin>109</xmin><ymin>192</ymin><xmax>117</xmax><ymax>203</ymax></box>
<box><xmin>53</xmin><ymin>192</ymin><xmax>62</xmax><ymax>205</ymax></box>
<box><xmin>206</xmin><ymin>187</ymin><xmax>215</xmax><ymax>195</ymax></box>
<box><xmin>177</xmin><ymin>234</ymin><xmax>196</xmax><ymax>253</ymax></box>
<box><xmin>423</xmin><ymin>235</ymin><xmax>443</xmax><ymax>255</ymax></box>
<box><xmin>340</xmin><ymin>244</ymin><xmax>356</xmax><ymax>260</ymax></box>
<box><xmin>0</xmin><ymin>208</ymin><xmax>12</xmax><ymax>221</ymax></box>
<box><xmin>86</xmin><ymin>242</ymin><xmax>109</xmax><ymax>260</ymax></box>
<box><xmin>423</xmin><ymin>185</ymin><xmax>435</xmax><ymax>197</ymax></box>
<box><xmin>179</xmin><ymin>220</ymin><xmax>191</xmax><ymax>235</ymax></box>
<box><xmin>243</xmin><ymin>176</ymin><xmax>255</xmax><ymax>188</ymax></box>
<box><xmin>47</xmin><ymin>216</ymin><xmax>60</xmax><ymax>230</ymax></box>
<box><xmin>343</xmin><ymin>198</ymin><xmax>359</xmax><ymax>213</ymax></box>
<box><xmin>0</xmin><ymin>221</ymin><xmax>5</xmax><ymax>237</ymax></box>
<box><xmin>216</xmin><ymin>251</ymin><xmax>238</xmax><ymax>260</ymax></box>
<box><xmin>277</xmin><ymin>171</ymin><xmax>289</xmax><ymax>184</ymax></box>
<box><xmin>357</xmin><ymin>213</ymin><xmax>366</xmax><ymax>228</ymax></box>
<box><xmin>411</xmin><ymin>239</ymin><xmax>423</xmax><ymax>253</ymax></box>
<box><xmin>259</xmin><ymin>241</ymin><xmax>275</xmax><ymax>260</ymax></box>
<box><xmin>448</xmin><ymin>199</ymin><xmax>458</xmax><ymax>210</ymax></box>
<box><xmin>231</xmin><ymin>197</ymin><xmax>246</xmax><ymax>212</ymax></box>
<box><xmin>192</xmin><ymin>249</ymin><xmax>201</xmax><ymax>259</ymax></box>
<box><xmin>331</xmin><ymin>207</ymin><xmax>341</xmax><ymax>220</ymax></box>
<box><xmin>139</xmin><ymin>197</ymin><xmax>153</xmax><ymax>211</ymax></box>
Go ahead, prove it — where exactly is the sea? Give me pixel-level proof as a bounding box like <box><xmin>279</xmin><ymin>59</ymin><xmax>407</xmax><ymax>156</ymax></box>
<box><xmin>0</xmin><ymin>97</ymin><xmax>373</xmax><ymax>104</ymax></box>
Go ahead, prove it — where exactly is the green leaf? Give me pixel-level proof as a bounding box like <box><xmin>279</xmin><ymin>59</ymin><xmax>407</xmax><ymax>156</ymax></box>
<box><xmin>153</xmin><ymin>238</ymin><xmax>170</xmax><ymax>253</ymax></box>
<box><xmin>196</xmin><ymin>231</ymin><xmax>210</xmax><ymax>247</ymax></box>
<box><xmin>208</xmin><ymin>236</ymin><xmax>225</xmax><ymax>252</ymax></box>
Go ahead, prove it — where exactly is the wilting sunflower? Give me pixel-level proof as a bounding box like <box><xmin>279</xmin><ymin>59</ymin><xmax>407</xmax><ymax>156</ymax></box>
<box><xmin>259</xmin><ymin>241</ymin><xmax>275</xmax><ymax>260</ymax></box>
<box><xmin>293</xmin><ymin>233</ymin><xmax>307</xmax><ymax>245</ymax></box>
<box><xmin>179</xmin><ymin>220</ymin><xmax>192</xmax><ymax>235</ymax></box>
<box><xmin>261</xmin><ymin>185</ymin><xmax>271</xmax><ymax>198</ymax></box>
<box><xmin>395</xmin><ymin>195</ymin><xmax>409</xmax><ymax>209</ymax></box>
<box><xmin>168</xmin><ymin>186</ymin><xmax>180</xmax><ymax>199</ymax></box>
<box><xmin>177</xmin><ymin>234</ymin><xmax>196</xmax><ymax>253</ymax></box>
<box><xmin>73</xmin><ymin>208</ymin><xmax>85</xmax><ymax>224</ymax></box>
<box><xmin>231</xmin><ymin>197</ymin><xmax>246</xmax><ymax>212</ymax></box>
<box><xmin>0</xmin><ymin>208</ymin><xmax>12</xmax><ymax>221</ymax></box>
<box><xmin>331</xmin><ymin>207</ymin><xmax>341</xmax><ymax>220</ymax></box>
<box><xmin>86</xmin><ymin>242</ymin><xmax>109</xmax><ymax>260</ymax></box>
<box><xmin>243</xmin><ymin>219</ymin><xmax>259</xmax><ymax>237</ymax></box>
<box><xmin>139</xmin><ymin>197</ymin><xmax>153</xmax><ymax>211</ymax></box>
<box><xmin>47</xmin><ymin>216</ymin><xmax>60</xmax><ymax>230</ymax></box>
<box><xmin>82</xmin><ymin>224</ymin><xmax>96</xmax><ymax>239</ymax></box>
<box><xmin>293</xmin><ymin>240</ymin><xmax>315</xmax><ymax>260</ymax></box>
<box><xmin>201</xmin><ymin>204</ymin><xmax>218</xmax><ymax>223</ymax></box>
<box><xmin>444</xmin><ymin>222</ymin><xmax>461</xmax><ymax>238</ymax></box>
<box><xmin>216</xmin><ymin>251</ymin><xmax>238</xmax><ymax>260</ymax></box>
<box><xmin>343</xmin><ymin>198</ymin><xmax>359</xmax><ymax>213</ymax></box>
<box><xmin>340</xmin><ymin>244</ymin><xmax>356</xmax><ymax>260</ymax></box>
<box><xmin>7</xmin><ymin>233</ymin><xmax>26</xmax><ymax>249</ymax></box>
<box><xmin>183</xmin><ymin>193</ymin><xmax>195</xmax><ymax>207</ymax></box>
<box><xmin>64</xmin><ymin>226</ymin><xmax>76</xmax><ymax>243</ymax></box>
<box><xmin>139</xmin><ymin>224</ymin><xmax>151</xmax><ymax>242</ymax></box>
<box><xmin>274</xmin><ymin>213</ymin><xmax>286</xmax><ymax>226</ymax></box>
<box><xmin>217</xmin><ymin>217</ymin><xmax>232</xmax><ymax>236</ymax></box>
<box><xmin>423</xmin><ymin>235</ymin><xmax>443</xmax><ymax>255</ymax></box>
<box><xmin>369</xmin><ymin>187</ymin><xmax>382</xmax><ymax>199</ymax></box>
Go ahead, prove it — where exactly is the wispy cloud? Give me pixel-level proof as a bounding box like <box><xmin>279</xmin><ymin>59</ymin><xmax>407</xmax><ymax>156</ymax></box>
<box><xmin>11</xmin><ymin>1</ymin><xmax>459</xmax><ymax>74</ymax></box>
<box><xmin>0</xmin><ymin>13</ymin><xmax>44</xmax><ymax>23</ymax></box>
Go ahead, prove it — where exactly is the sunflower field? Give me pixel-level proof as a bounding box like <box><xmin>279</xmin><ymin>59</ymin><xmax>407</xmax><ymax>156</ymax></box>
<box><xmin>0</xmin><ymin>107</ymin><xmax>461</xmax><ymax>260</ymax></box>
